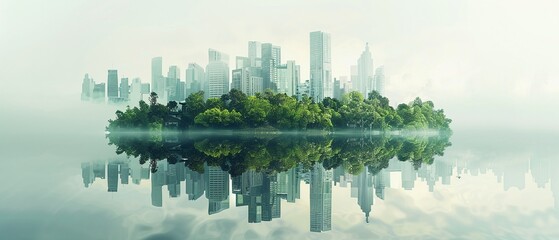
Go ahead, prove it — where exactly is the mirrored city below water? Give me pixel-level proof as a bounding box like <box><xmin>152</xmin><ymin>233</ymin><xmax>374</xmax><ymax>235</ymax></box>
<box><xmin>79</xmin><ymin>132</ymin><xmax>559</xmax><ymax>236</ymax></box>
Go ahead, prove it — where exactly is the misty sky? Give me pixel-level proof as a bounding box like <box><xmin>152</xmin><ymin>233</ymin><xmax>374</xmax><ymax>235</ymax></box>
<box><xmin>1</xmin><ymin>0</ymin><xmax>558</xmax><ymax>129</ymax></box>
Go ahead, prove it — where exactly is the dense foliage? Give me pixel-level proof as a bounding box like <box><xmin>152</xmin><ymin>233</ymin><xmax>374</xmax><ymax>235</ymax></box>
<box><xmin>107</xmin><ymin>90</ymin><xmax>451</xmax><ymax>131</ymax></box>
<box><xmin>107</xmin><ymin>133</ymin><xmax>452</xmax><ymax>176</ymax></box>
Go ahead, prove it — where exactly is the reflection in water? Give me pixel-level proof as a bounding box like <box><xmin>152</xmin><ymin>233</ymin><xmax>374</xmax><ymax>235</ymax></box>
<box><xmin>81</xmin><ymin>132</ymin><xmax>455</xmax><ymax>232</ymax></box>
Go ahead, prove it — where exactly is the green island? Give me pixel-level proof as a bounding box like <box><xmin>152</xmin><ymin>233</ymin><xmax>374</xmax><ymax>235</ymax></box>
<box><xmin>107</xmin><ymin>89</ymin><xmax>451</xmax><ymax>132</ymax></box>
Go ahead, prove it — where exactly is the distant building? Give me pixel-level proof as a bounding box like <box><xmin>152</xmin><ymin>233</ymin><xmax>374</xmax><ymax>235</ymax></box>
<box><xmin>373</xmin><ymin>66</ymin><xmax>385</xmax><ymax>96</ymax></box>
<box><xmin>357</xmin><ymin>43</ymin><xmax>374</xmax><ymax>98</ymax></box>
<box><xmin>310</xmin><ymin>31</ymin><xmax>332</xmax><ymax>102</ymax></box>
<box><xmin>186</xmin><ymin>63</ymin><xmax>205</xmax><ymax>97</ymax></box>
<box><xmin>107</xmin><ymin>70</ymin><xmax>119</xmax><ymax>101</ymax></box>
<box><xmin>92</xmin><ymin>83</ymin><xmax>105</xmax><ymax>102</ymax></box>
<box><xmin>129</xmin><ymin>78</ymin><xmax>143</xmax><ymax>104</ymax></box>
<box><xmin>248</xmin><ymin>41</ymin><xmax>262</xmax><ymax>67</ymax></box>
<box><xmin>206</xmin><ymin>49</ymin><xmax>230</xmax><ymax>99</ymax></box>
<box><xmin>276</xmin><ymin>61</ymin><xmax>300</xmax><ymax>97</ymax></box>
<box><xmin>81</xmin><ymin>74</ymin><xmax>94</xmax><ymax>101</ymax></box>
<box><xmin>151</xmin><ymin>57</ymin><xmax>164</xmax><ymax>97</ymax></box>
<box><xmin>120</xmin><ymin>77</ymin><xmax>129</xmax><ymax>101</ymax></box>
<box><xmin>296</xmin><ymin>80</ymin><xmax>310</xmax><ymax>100</ymax></box>
<box><xmin>262</xmin><ymin>43</ymin><xmax>281</xmax><ymax>91</ymax></box>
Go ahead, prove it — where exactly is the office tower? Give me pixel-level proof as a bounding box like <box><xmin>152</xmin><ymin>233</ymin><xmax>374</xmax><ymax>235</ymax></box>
<box><xmin>167</xmin><ymin>164</ymin><xmax>180</xmax><ymax>198</ymax></box>
<box><xmin>374</xmin><ymin>169</ymin><xmax>389</xmax><ymax>200</ymax></box>
<box><xmin>107</xmin><ymin>162</ymin><xmax>119</xmax><ymax>192</ymax></box>
<box><xmin>373</xmin><ymin>66</ymin><xmax>385</xmax><ymax>96</ymax></box>
<box><xmin>151</xmin><ymin>57</ymin><xmax>164</xmax><ymax>96</ymax></box>
<box><xmin>310</xmin><ymin>163</ymin><xmax>332</xmax><ymax>232</ymax></box>
<box><xmin>296</xmin><ymin>80</ymin><xmax>310</xmax><ymax>100</ymax></box>
<box><xmin>166</xmin><ymin>66</ymin><xmax>180</xmax><ymax>102</ymax></box>
<box><xmin>262</xmin><ymin>43</ymin><xmax>281</xmax><ymax>91</ymax></box>
<box><xmin>141</xmin><ymin>83</ymin><xmax>150</xmax><ymax>94</ymax></box>
<box><xmin>231</xmin><ymin>68</ymin><xmax>263</xmax><ymax>96</ymax></box>
<box><xmin>81</xmin><ymin>74</ymin><xmax>94</xmax><ymax>101</ymax></box>
<box><xmin>206</xmin><ymin>49</ymin><xmax>230</xmax><ymax>99</ymax></box>
<box><xmin>276</xmin><ymin>61</ymin><xmax>300</xmax><ymax>96</ymax></box>
<box><xmin>186</xmin><ymin>63</ymin><xmax>205</xmax><ymax>97</ymax></box>
<box><xmin>350</xmin><ymin>65</ymin><xmax>358</xmax><ymax>93</ymax></box>
<box><xmin>92</xmin><ymin>83</ymin><xmax>105</xmax><ymax>102</ymax></box>
<box><xmin>357</xmin><ymin>43</ymin><xmax>374</xmax><ymax>98</ymax></box>
<box><xmin>248</xmin><ymin>41</ymin><xmax>262</xmax><ymax>67</ymax></box>
<box><xmin>236</xmin><ymin>56</ymin><xmax>251</xmax><ymax>69</ymax></box>
<box><xmin>129</xmin><ymin>78</ymin><xmax>143</xmax><ymax>104</ymax></box>
<box><xmin>107</xmin><ymin>70</ymin><xmax>119</xmax><ymax>101</ymax></box>
<box><xmin>310</xmin><ymin>31</ymin><xmax>332</xmax><ymax>102</ymax></box>
<box><xmin>333</xmin><ymin>78</ymin><xmax>342</xmax><ymax>100</ymax></box>
<box><xmin>120</xmin><ymin>78</ymin><xmax>129</xmax><ymax>101</ymax></box>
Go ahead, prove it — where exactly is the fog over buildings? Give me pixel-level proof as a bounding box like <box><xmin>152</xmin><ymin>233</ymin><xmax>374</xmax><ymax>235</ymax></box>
<box><xmin>2</xmin><ymin>0</ymin><xmax>559</xmax><ymax>131</ymax></box>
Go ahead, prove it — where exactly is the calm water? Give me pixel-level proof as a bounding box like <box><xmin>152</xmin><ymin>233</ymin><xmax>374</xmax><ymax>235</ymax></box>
<box><xmin>1</xmin><ymin>121</ymin><xmax>558</xmax><ymax>239</ymax></box>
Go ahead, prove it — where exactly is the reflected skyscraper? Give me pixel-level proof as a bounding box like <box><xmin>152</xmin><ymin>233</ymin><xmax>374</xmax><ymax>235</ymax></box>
<box><xmin>107</xmin><ymin>162</ymin><xmax>119</xmax><ymax>192</ymax></box>
<box><xmin>309</xmin><ymin>163</ymin><xmax>332</xmax><ymax>232</ymax></box>
<box><xmin>186</xmin><ymin>166</ymin><xmax>205</xmax><ymax>200</ymax></box>
<box><xmin>205</xmin><ymin>164</ymin><xmax>230</xmax><ymax>215</ymax></box>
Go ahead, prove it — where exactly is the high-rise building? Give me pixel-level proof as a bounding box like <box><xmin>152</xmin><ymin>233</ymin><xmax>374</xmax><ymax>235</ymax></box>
<box><xmin>310</xmin><ymin>31</ymin><xmax>332</xmax><ymax>102</ymax></box>
<box><xmin>206</xmin><ymin>49</ymin><xmax>230</xmax><ymax>99</ymax></box>
<box><xmin>232</xmin><ymin>67</ymin><xmax>263</xmax><ymax>96</ymax></box>
<box><xmin>262</xmin><ymin>43</ymin><xmax>281</xmax><ymax>91</ymax></box>
<box><xmin>373</xmin><ymin>66</ymin><xmax>385</xmax><ymax>96</ymax></box>
<box><xmin>166</xmin><ymin>66</ymin><xmax>181</xmax><ymax>102</ymax></box>
<box><xmin>309</xmin><ymin>163</ymin><xmax>332</xmax><ymax>232</ymax></box>
<box><xmin>81</xmin><ymin>74</ymin><xmax>94</xmax><ymax>101</ymax></box>
<box><xmin>186</xmin><ymin>63</ymin><xmax>205</xmax><ymax>97</ymax></box>
<box><xmin>120</xmin><ymin>78</ymin><xmax>129</xmax><ymax>101</ymax></box>
<box><xmin>350</xmin><ymin>65</ymin><xmax>358</xmax><ymax>93</ymax></box>
<box><xmin>129</xmin><ymin>78</ymin><xmax>143</xmax><ymax>104</ymax></box>
<box><xmin>205</xmin><ymin>164</ymin><xmax>230</xmax><ymax>215</ymax></box>
<box><xmin>92</xmin><ymin>83</ymin><xmax>105</xmax><ymax>102</ymax></box>
<box><xmin>248</xmin><ymin>41</ymin><xmax>262</xmax><ymax>67</ymax></box>
<box><xmin>151</xmin><ymin>57</ymin><xmax>164</xmax><ymax>96</ymax></box>
<box><xmin>107</xmin><ymin>70</ymin><xmax>119</xmax><ymax>101</ymax></box>
<box><xmin>276</xmin><ymin>60</ymin><xmax>300</xmax><ymax>97</ymax></box>
<box><xmin>357</xmin><ymin>43</ymin><xmax>374</xmax><ymax>98</ymax></box>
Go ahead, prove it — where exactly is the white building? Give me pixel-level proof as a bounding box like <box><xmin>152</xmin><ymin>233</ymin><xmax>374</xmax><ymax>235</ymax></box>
<box><xmin>357</xmin><ymin>43</ymin><xmax>374</xmax><ymax>98</ymax></box>
<box><xmin>373</xmin><ymin>66</ymin><xmax>385</xmax><ymax>96</ymax></box>
<box><xmin>151</xmin><ymin>57</ymin><xmax>164</xmax><ymax>97</ymax></box>
<box><xmin>276</xmin><ymin>60</ymin><xmax>300</xmax><ymax>97</ymax></box>
<box><xmin>206</xmin><ymin>49</ymin><xmax>230</xmax><ymax>99</ymax></box>
<box><xmin>186</xmin><ymin>63</ymin><xmax>205</xmax><ymax>97</ymax></box>
<box><xmin>310</xmin><ymin>31</ymin><xmax>332</xmax><ymax>102</ymax></box>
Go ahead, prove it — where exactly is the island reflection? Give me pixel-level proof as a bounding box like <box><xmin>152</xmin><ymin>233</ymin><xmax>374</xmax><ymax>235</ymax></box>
<box><xmin>82</xmin><ymin>132</ymin><xmax>452</xmax><ymax>232</ymax></box>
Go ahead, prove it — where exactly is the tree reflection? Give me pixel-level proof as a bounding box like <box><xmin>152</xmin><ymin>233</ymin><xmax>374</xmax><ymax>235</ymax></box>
<box><xmin>107</xmin><ymin>132</ymin><xmax>452</xmax><ymax>176</ymax></box>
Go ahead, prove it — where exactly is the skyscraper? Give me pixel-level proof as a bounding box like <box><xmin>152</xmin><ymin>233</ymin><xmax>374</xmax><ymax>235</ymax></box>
<box><xmin>276</xmin><ymin>61</ymin><xmax>300</xmax><ymax>96</ymax></box>
<box><xmin>186</xmin><ymin>63</ymin><xmax>205</xmax><ymax>97</ymax></box>
<box><xmin>206</xmin><ymin>49</ymin><xmax>230</xmax><ymax>99</ymax></box>
<box><xmin>248</xmin><ymin>41</ymin><xmax>262</xmax><ymax>67</ymax></box>
<box><xmin>81</xmin><ymin>74</ymin><xmax>94</xmax><ymax>101</ymax></box>
<box><xmin>120</xmin><ymin>77</ymin><xmax>129</xmax><ymax>101</ymax></box>
<box><xmin>357</xmin><ymin>43</ymin><xmax>374</xmax><ymax>98</ymax></box>
<box><xmin>107</xmin><ymin>70</ymin><xmax>119</xmax><ymax>101</ymax></box>
<box><xmin>373</xmin><ymin>66</ymin><xmax>385</xmax><ymax>96</ymax></box>
<box><xmin>261</xmin><ymin>43</ymin><xmax>281</xmax><ymax>91</ymax></box>
<box><xmin>151</xmin><ymin>57</ymin><xmax>164</xmax><ymax>96</ymax></box>
<box><xmin>166</xmin><ymin>65</ymin><xmax>181</xmax><ymax>101</ymax></box>
<box><xmin>310</xmin><ymin>31</ymin><xmax>332</xmax><ymax>102</ymax></box>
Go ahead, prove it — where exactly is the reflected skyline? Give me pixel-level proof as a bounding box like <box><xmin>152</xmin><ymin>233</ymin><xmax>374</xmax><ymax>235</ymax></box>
<box><xmin>80</xmin><ymin>133</ymin><xmax>559</xmax><ymax>233</ymax></box>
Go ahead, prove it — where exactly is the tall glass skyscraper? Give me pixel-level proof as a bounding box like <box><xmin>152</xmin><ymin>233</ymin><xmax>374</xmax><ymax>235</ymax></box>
<box><xmin>107</xmin><ymin>70</ymin><xmax>119</xmax><ymax>100</ymax></box>
<box><xmin>151</xmin><ymin>57</ymin><xmax>163</xmax><ymax>96</ymax></box>
<box><xmin>309</xmin><ymin>31</ymin><xmax>332</xmax><ymax>102</ymax></box>
<box><xmin>206</xmin><ymin>49</ymin><xmax>230</xmax><ymax>99</ymax></box>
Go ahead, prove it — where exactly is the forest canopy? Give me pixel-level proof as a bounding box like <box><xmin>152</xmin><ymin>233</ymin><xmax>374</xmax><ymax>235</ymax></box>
<box><xmin>107</xmin><ymin>90</ymin><xmax>452</xmax><ymax>132</ymax></box>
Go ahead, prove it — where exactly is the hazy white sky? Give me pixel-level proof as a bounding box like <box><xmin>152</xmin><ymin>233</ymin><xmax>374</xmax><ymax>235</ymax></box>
<box><xmin>1</xmin><ymin>0</ymin><xmax>558</xmax><ymax>128</ymax></box>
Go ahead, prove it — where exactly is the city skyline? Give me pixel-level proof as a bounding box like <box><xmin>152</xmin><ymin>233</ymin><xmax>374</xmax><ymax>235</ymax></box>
<box><xmin>81</xmin><ymin>31</ymin><xmax>385</xmax><ymax>103</ymax></box>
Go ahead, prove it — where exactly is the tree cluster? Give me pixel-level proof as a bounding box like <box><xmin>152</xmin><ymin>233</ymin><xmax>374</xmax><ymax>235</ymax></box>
<box><xmin>107</xmin><ymin>90</ymin><xmax>452</xmax><ymax>131</ymax></box>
